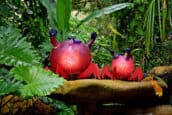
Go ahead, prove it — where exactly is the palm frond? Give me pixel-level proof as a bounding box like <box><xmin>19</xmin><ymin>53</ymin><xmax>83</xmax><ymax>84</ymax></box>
<box><xmin>0</xmin><ymin>25</ymin><xmax>40</xmax><ymax>66</ymax></box>
<box><xmin>11</xmin><ymin>66</ymin><xmax>65</xmax><ymax>98</ymax></box>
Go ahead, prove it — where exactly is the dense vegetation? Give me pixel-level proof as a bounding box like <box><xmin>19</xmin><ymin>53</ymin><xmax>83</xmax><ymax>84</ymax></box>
<box><xmin>0</xmin><ymin>0</ymin><xmax>171</xmax><ymax>114</ymax></box>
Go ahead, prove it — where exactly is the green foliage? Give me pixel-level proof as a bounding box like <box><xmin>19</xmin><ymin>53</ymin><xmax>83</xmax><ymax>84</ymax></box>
<box><xmin>77</xmin><ymin>3</ymin><xmax>133</xmax><ymax>27</ymax></box>
<box><xmin>39</xmin><ymin>96</ymin><xmax>76</xmax><ymax>115</ymax></box>
<box><xmin>40</xmin><ymin>0</ymin><xmax>57</xmax><ymax>28</ymax></box>
<box><xmin>11</xmin><ymin>66</ymin><xmax>65</xmax><ymax>98</ymax></box>
<box><xmin>56</xmin><ymin>0</ymin><xmax>71</xmax><ymax>31</ymax></box>
<box><xmin>40</xmin><ymin>0</ymin><xmax>72</xmax><ymax>41</ymax></box>
<box><xmin>144</xmin><ymin>40</ymin><xmax>172</xmax><ymax>71</ymax></box>
<box><xmin>0</xmin><ymin>68</ymin><xmax>21</xmax><ymax>96</ymax></box>
<box><xmin>0</xmin><ymin>80</ymin><xmax>20</xmax><ymax>96</ymax></box>
<box><xmin>144</xmin><ymin>0</ymin><xmax>155</xmax><ymax>56</ymax></box>
<box><xmin>0</xmin><ymin>26</ymin><xmax>40</xmax><ymax>66</ymax></box>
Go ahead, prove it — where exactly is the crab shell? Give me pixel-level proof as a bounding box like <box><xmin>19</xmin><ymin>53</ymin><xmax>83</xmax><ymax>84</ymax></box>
<box><xmin>112</xmin><ymin>55</ymin><xmax>135</xmax><ymax>80</ymax></box>
<box><xmin>49</xmin><ymin>40</ymin><xmax>91</xmax><ymax>75</ymax></box>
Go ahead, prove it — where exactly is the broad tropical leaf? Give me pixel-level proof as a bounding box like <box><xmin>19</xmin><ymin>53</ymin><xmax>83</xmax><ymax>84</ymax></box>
<box><xmin>40</xmin><ymin>0</ymin><xmax>71</xmax><ymax>41</ymax></box>
<box><xmin>0</xmin><ymin>26</ymin><xmax>40</xmax><ymax>66</ymax></box>
<box><xmin>11</xmin><ymin>66</ymin><xmax>65</xmax><ymax>98</ymax></box>
<box><xmin>77</xmin><ymin>3</ymin><xmax>133</xmax><ymax>27</ymax></box>
<box><xmin>56</xmin><ymin>0</ymin><xmax>71</xmax><ymax>31</ymax></box>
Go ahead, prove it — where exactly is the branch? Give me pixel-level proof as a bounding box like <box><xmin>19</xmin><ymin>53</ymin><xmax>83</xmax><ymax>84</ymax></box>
<box><xmin>51</xmin><ymin>79</ymin><xmax>167</xmax><ymax>104</ymax></box>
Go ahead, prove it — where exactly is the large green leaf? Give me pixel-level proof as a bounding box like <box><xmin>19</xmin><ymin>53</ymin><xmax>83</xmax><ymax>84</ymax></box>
<box><xmin>39</xmin><ymin>0</ymin><xmax>57</xmax><ymax>29</ymax></box>
<box><xmin>77</xmin><ymin>3</ymin><xmax>133</xmax><ymax>27</ymax></box>
<box><xmin>0</xmin><ymin>26</ymin><xmax>40</xmax><ymax>66</ymax></box>
<box><xmin>11</xmin><ymin>66</ymin><xmax>65</xmax><ymax>98</ymax></box>
<box><xmin>56</xmin><ymin>0</ymin><xmax>71</xmax><ymax>31</ymax></box>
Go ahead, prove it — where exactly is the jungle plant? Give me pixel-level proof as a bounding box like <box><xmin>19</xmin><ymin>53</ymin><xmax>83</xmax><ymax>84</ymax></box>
<box><xmin>0</xmin><ymin>25</ymin><xmax>75</xmax><ymax>114</ymax></box>
<box><xmin>0</xmin><ymin>0</ymin><xmax>49</xmax><ymax>48</ymax></box>
<box><xmin>0</xmin><ymin>25</ymin><xmax>63</xmax><ymax>95</ymax></box>
<box><xmin>143</xmin><ymin>0</ymin><xmax>172</xmax><ymax>56</ymax></box>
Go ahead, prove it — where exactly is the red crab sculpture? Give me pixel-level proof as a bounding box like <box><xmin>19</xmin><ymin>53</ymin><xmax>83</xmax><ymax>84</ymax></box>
<box><xmin>102</xmin><ymin>48</ymin><xmax>143</xmax><ymax>81</ymax></box>
<box><xmin>48</xmin><ymin>29</ymin><xmax>100</xmax><ymax>80</ymax></box>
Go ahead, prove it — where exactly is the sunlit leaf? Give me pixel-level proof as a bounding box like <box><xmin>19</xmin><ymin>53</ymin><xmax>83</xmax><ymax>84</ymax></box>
<box><xmin>56</xmin><ymin>0</ymin><xmax>71</xmax><ymax>31</ymax></box>
<box><xmin>11</xmin><ymin>66</ymin><xmax>65</xmax><ymax>98</ymax></box>
<box><xmin>77</xmin><ymin>3</ymin><xmax>133</xmax><ymax>27</ymax></box>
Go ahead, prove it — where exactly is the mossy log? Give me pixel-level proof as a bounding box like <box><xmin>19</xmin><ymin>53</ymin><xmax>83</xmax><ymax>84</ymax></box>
<box><xmin>51</xmin><ymin>79</ymin><xmax>167</xmax><ymax>104</ymax></box>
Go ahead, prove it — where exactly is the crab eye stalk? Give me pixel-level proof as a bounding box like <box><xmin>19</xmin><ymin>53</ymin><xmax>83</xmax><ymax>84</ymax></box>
<box><xmin>109</xmin><ymin>48</ymin><xmax>114</xmax><ymax>56</ymax></box>
<box><xmin>49</xmin><ymin>29</ymin><xmax>58</xmax><ymax>47</ymax></box>
<box><xmin>91</xmin><ymin>32</ymin><xmax>97</xmax><ymax>40</ymax></box>
<box><xmin>125</xmin><ymin>48</ymin><xmax>131</xmax><ymax>54</ymax></box>
<box><xmin>113</xmin><ymin>54</ymin><xmax>119</xmax><ymax>59</ymax></box>
<box><xmin>109</xmin><ymin>49</ymin><xmax>119</xmax><ymax>59</ymax></box>
<box><xmin>49</xmin><ymin>29</ymin><xmax>57</xmax><ymax>37</ymax></box>
<box><xmin>125</xmin><ymin>48</ymin><xmax>132</xmax><ymax>60</ymax></box>
<box><xmin>86</xmin><ymin>32</ymin><xmax>97</xmax><ymax>48</ymax></box>
<box><xmin>73</xmin><ymin>38</ymin><xmax>82</xmax><ymax>44</ymax></box>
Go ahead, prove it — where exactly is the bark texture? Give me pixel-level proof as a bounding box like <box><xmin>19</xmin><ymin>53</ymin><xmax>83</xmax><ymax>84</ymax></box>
<box><xmin>51</xmin><ymin>79</ymin><xmax>167</xmax><ymax>104</ymax></box>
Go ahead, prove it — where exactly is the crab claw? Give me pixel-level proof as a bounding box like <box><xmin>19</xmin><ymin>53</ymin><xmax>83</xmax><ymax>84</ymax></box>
<box><xmin>77</xmin><ymin>62</ymin><xmax>101</xmax><ymax>79</ymax></box>
<box><xmin>143</xmin><ymin>76</ymin><xmax>163</xmax><ymax>97</ymax></box>
<box><xmin>101</xmin><ymin>66</ymin><xmax>113</xmax><ymax>79</ymax></box>
<box><xmin>128</xmin><ymin>67</ymin><xmax>143</xmax><ymax>81</ymax></box>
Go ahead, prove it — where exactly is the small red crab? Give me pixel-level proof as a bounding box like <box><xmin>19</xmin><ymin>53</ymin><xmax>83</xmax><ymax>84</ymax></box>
<box><xmin>47</xmin><ymin>29</ymin><xmax>100</xmax><ymax>80</ymax></box>
<box><xmin>102</xmin><ymin>48</ymin><xmax>143</xmax><ymax>81</ymax></box>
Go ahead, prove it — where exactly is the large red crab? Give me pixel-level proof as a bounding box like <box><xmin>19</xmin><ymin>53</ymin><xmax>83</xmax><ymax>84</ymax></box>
<box><xmin>48</xmin><ymin>29</ymin><xmax>100</xmax><ymax>80</ymax></box>
<box><xmin>102</xmin><ymin>48</ymin><xmax>143</xmax><ymax>81</ymax></box>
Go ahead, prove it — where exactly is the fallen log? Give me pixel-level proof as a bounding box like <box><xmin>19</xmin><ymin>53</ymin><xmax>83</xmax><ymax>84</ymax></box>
<box><xmin>51</xmin><ymin>79</ymin><xmax>167</xmax><ymax>104</ymax></box>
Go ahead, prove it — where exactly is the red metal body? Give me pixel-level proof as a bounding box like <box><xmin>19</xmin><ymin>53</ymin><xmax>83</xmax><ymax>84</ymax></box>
<box><xmin>102</xmin><ymin>49</ymin><xmax>143</xmax><ymax>81</ymax></box>
<box><xmin>48</xmin><ymin>29</ymin><xmax>100</xmax><ymax>79</ymax></box>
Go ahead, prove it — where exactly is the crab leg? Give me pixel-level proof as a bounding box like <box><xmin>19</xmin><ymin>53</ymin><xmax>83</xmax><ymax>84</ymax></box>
<box><xmin>101</xmin><ymin>66</ymin><xmax>113</xmax><ymax>79</ymax></box>
<box><xmin>56</xmin><ymin>64</ymin><xmax>69</xmax><ymax>79</ymax></box>
<box><xmin>77</xmin><ymin>62</ymin><xmax>101</xmax><ymax>79</ymax></box>
<box><xmin>143</xmin><ymin>76</ymin><xmax>163</xmax><ymax>97</ymax></box>
<box><xmin>128</xmin><ymin>67</ymin><xmax>143</xmax><ymax>81</ymax></box>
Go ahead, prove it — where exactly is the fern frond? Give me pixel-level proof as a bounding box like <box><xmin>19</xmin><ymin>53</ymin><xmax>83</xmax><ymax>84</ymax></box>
<box><xmin>0</xmin><ymin>26</ymin><xmax>40</xmax><ymax>66</ymax></box>
<box><xmin>11</xmin><ymin>66</ymin><xmax>65</xmax><ymax>98</ymax></box>
<box><xmin>39</xmin><ymin>96</ymin><xmax>75</xmax><ymax>115</ymax></box>
<box><xmin>0</xmin><ymin>68</ymin><xmax>21</xmax><ymax>96</ymax></box>
<box><xmin>0</xmin><ymin>80</ymin><xmax>21</xmax><ymax>96</ymax></box>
